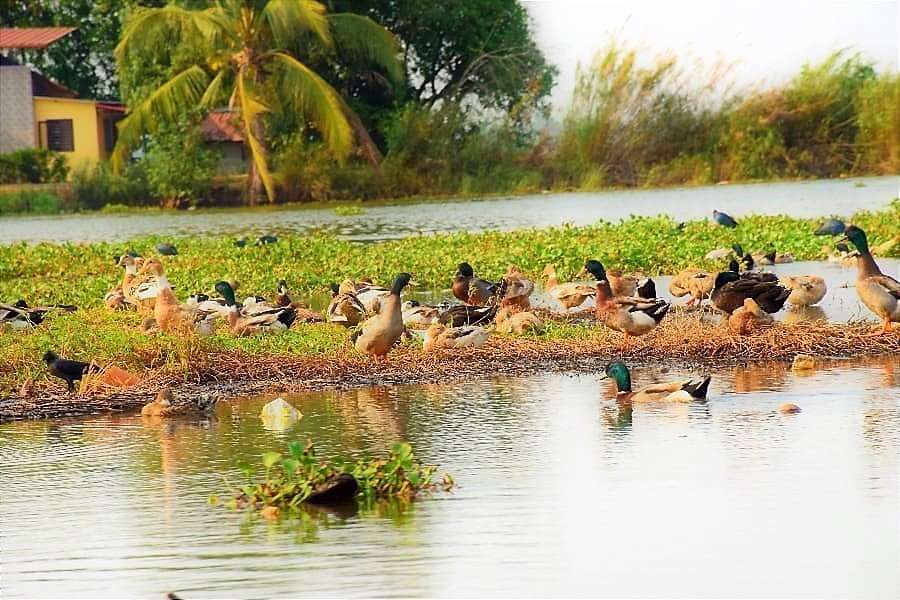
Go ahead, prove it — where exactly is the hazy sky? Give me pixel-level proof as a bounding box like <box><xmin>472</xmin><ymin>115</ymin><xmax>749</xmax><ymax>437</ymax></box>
<box><xmin>524</xmin><ymin>0</ymin><xmax>899</xmax><ymax>109</ymax></box>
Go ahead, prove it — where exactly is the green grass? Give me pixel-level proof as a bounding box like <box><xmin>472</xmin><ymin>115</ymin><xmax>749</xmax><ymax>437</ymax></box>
<box><xmin>1</xmin><ymin>203</ymin><xmax>897</xmax><ymax>388</ymax></box>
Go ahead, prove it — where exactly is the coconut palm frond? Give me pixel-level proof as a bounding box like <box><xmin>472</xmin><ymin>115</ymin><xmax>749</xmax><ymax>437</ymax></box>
<box><xmin>236</xmin><ymin>73</ymin><xmax>275</xmax><ymax>201</ymax></box>
<box><xmin>273</xmin><ymin>52</ymin><xmax>352</xmax><ymax>160</ymax></box>
<box><xmin>328</xmin><ymin>13</ymin><xmax>404</xmax><ymax>85</ymax></box>
<box><xmin>115</xmin><ymin>5</ymin><xmax>231</xmax><ymax>63</ymax></box>
<box><xmin>112</xmin><ymin>65</ymin><xmax>211</xmax><ymax>171</ymax></box>
<box><xmin>200</xmin><ymin>69</ymin><xmax>229</xmax><ymax>110</ymax></box>
<box><xmin>260</xmin><ymin>0</ymin><xmax>332</xmax><ymax>49</ymax></box>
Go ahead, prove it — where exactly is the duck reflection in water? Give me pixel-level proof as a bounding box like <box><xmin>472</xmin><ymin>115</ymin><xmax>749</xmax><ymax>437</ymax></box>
<box><xmin>784</xmin><ymin>305</ymin><xmax>827</xmax><ymax>325</ymax></box>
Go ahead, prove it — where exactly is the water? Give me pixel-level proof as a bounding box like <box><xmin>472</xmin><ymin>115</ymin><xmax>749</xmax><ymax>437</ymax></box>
<box><xmin>1</xmin><ymin>176</ymin><xmax>896</xmax><ymax>244</ymax></box>
<box><xmin>2</xmin><ymin>359</ymin><xmax>898</xmax><ymax>598</ymax></box>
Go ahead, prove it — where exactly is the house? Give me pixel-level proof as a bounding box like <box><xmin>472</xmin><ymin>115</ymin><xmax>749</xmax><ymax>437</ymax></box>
<box><xmin>199</xmin><ymin>109</ymin><xmax>249</xmax><ymax>174</ymax></box>
<box><xmin>0</xmin><ymin>28</ymin><xmax>124</xmax><ymax>170</ymax></box>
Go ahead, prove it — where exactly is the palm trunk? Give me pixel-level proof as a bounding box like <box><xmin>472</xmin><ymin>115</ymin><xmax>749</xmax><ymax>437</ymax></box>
<box><xmin>246</xmin><ymin>114</ymin><xmax>269</xmax><ymax>205</ymax></box>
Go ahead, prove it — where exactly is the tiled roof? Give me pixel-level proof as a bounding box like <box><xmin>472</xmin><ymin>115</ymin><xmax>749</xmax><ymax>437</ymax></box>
<box><xmin>200</xmin><ymin>111</ymin><xmax>244</xmax><ymax>142</ymax></box>
<box><xmin>0</xmin><ymin>27</ymin><xmax>76</xmax><ymax>49</ymax></box>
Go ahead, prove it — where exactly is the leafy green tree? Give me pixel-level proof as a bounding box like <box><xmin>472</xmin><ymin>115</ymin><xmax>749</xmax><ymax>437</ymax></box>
<box><xmin>332</xmin><ymin>0</ymin><xmax>555</xmax><ymax>112</ymax></box>
<box><xmin>113</xmin><ymin>0</ymin><xmax>402</xmax><ymax>203</ymax></box>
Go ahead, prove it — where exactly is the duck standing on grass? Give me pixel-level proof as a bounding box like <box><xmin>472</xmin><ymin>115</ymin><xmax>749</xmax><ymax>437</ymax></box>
<box><xmin>139</xmin><ymin>259</ymin><xmax>187</xmax><ymax>332</ymax></box>
<box><xmin>602</xmin><ymin>361</ymin><xmax>711</xmax><ymax>403</ymax></box>
<box><xmin>43</xmin><ymin>351</ymin><xmax>101</xmax><ymax>393</ymax></box>
<box><xmin>352</xmin><ymin>273</ymin><xmax>412</xmax><ymax>358</ymax></box>
<box><xmin>326</xmin><ymin>281</ymin><xmax>367</xmax><ymax>327</ymax></box>
<box><xmin>452</xmin><ymin>262</ymin><xmax>498</xmax><ymax>306</ymax></box>
<box><xmin>583</xmin><ymin>260</ymin><xmax>670</xmax><ymax>341</ymax></box>
<box><xmin>840</xmin><ymin>225</ymin><xmax>900</xmax><ymax>333</ymax></box>
<box><xmin>541</xmin><ymin>264</ymin><xmax>594</xmax><ymax>310</ymax></box>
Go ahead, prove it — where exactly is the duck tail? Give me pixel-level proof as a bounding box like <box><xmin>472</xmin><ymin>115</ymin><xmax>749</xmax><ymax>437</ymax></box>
<box><xmin>651</xmin><ymin>301</ymin><xmax>671</xmax><ymax>324</ymax></box>
<box><xmin>683</xmin><ymin>376</ymin><xmax>712</xmax><ymax>399</ymax></box>
<box><xmin>278</xmin><ymin>307</ymin><xmax>298</xmax><ymax>329</ymax></box>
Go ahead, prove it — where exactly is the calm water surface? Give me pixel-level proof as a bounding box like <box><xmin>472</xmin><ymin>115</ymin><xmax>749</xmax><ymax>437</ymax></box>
<box><xmin>2</xmin><ymin>359</ymin><xmax>898</xmax><ymax>598</ymax></box>
<box><xmin>1</xmin><ymin>176</ymin><xmax>896</xmax><ymax>244</ymax></box>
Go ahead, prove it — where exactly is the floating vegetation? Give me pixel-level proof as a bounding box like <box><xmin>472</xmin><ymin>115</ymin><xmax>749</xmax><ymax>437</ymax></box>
<box><xmin>228</xmin><ymin>441</ymin><xmax>453</xmax><ymax>516</ymax></box>
<box><xmin>332</xmin><ymin>204</ymin><xmax>366</xmax><ymax>216</ymax></box>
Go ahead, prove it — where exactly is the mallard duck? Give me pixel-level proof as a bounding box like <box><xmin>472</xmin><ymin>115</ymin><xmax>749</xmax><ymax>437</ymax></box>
<box><xmin>352</xmin><ymin>273</ymin><xmax>412</xmax><ymax>357</ymax></box>
<box><xmin>437</xmin><ymin>303</ymin><xmax>498</xmax><ymax>327</ymax></box>
<box><xmin>141</xmin><ymin>388</ymin><xmax>217</xmax><ymax>417</ymax></box>
<box><xmin>595</xmin><ymin>281</ymin><xmax>670</xmax><ymax>337</ymax></box>
<box><xmin>727</xmin><ymin>298</ymin><xmax>774</xmax><ymax>335</ymax></box>
<box><xmin>423</xmin><ymin>324</ymin><xmax>490</xmax><ymax>351</ymax></box>
<box><xmin>840</xmin><ymin>226</ymin><xmax>900</xmax><ymax>333</ymax></box>
<box><xmin>711</xmin><ymin>271</ymin><xmax>790</xmax><ymax>315</ymax></box>
<box><xmin>498</xmin><ymin>265</ymin><xmax>534</xmax><ymax>311</ymax></box>
<box><xmin>496</xmin><ymin>307</ymin><xmax>543</xmax><ymax>334</ymax></box>
<box><xmin>635</xmin><ymin>277</ymin><xmax>657</xmax><ymax>299</ymax></box>
<box><xmin>43</xmin><ymin>350</ymin><xmax>100</xmax><ymax>392</ymax></box>
<box><xmin>779</xmin><ymin>275</ymin><xmax>827</xmax><ymax>307</ymax></box>
<box><xmin>402</xmin><ymin>300</ymin><xmax>440</xmax><ymax>327</ymax></box>
<box><xmin>272</xmin><ymin>280</ymin><xmax>323</xmax><ymax>323</ymax></box>
<box><xmin>603</xmin><ymin>361</ymin><xmax>711</xmax><ymax>402</ymax></box>
<box><xmin>751</xmin><ymin>249</ymin><xmax>794</xmax><ymax>265</ymax></box>
<box><xmin>605</xmin><ymin>268</ymin><xmax>638</xmax><ymax>298</ymax></box>
<box><xmin>669</xmin><ymin>268</ymin><xmax>715</xmax><ymax>305</ymax></box>
<box><xmin>120</xmin><ymin>255</ymin><xmax>158</xmax><ymax>309</ymax></box>
<box><xmin>452</xmin><ymin>262</ymin><xmax>498</xmax><ymax>306</ymax></box>
<box><xmin>541</xmin><ymin>264</ymin><xmax>594</xmax><ymax>310</ymax></box>
<box><xmin>326</xmin><ymin>280</ymin><xmax>367</xmax><ymax>327</ymax></box>
<box><xmin>216</xmin><ymin>281</ymin><xmax>296</xmax><ymax>336</ymax></box>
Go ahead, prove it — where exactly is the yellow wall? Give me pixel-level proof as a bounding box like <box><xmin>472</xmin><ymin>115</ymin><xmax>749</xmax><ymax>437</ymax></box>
<box><xmin>33</xmin><ymin>97</ymin><xmax>100</xmax><ymax>171</ymax></box>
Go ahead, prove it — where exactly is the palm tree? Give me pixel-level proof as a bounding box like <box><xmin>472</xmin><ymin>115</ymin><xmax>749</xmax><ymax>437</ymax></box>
<box><xmin>113</xmin><ymin>0</ymin><xmax>402</xmax><ymax>204</ymax></box>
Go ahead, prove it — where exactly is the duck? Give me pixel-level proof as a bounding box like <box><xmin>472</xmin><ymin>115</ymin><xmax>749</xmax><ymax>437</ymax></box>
<box><xmin>712</xmin><ymin>209</ymin><xmax>738</xmax><ymax>228</ymax></box>
<box><xmin>606</xmin><ymin>268</ymin><xmax>638</xmax><ymax>298</ymax></box>
<box><xmin>710</xmin><ymin>271</ymin><xmax>790</xmax><ymax>315</ymax></box>
<box><xmin>751</xmin><ymin>249</ymin><xmax>794</xmax><ymax>265</ymax></box>
<box><xmin>595</xmin><ymin>280</ymin><xmax>670</xmax><ymax>338</ymax></box>
<box><xmin>141</xmin><ymin>388</ymin><xmax>218</xmax><ymax>417</ymax></box>
<box><xmin>825</xmin><ymin>242</ymin><xmax>859</xmax><ymax>267</ymax></box>
<box><xmin>216</xmin><ymin>281</ymin><xmax>297</xmax><ymax>336</ymax></box>
<box><xmin>272</xmin><ymin>280</ymin><xmax>323</xmax><ymax>323</ymax></box>
<box><xmin>422</xmin><ymin>324</ymin><xmax>490</xmax><ymax>351</ymax></box>
<box><xmin>401</xmin><ymin>300</ymin><xmax>441</xmax><ymax>327</ymax></box>
<box><xmin>541</xmin><ymin>264</ymin><xmax>594</xmax><ymax>310</ymax></box>
<box><xmin>354</xmin><ymin>280</ymin><xmax>392</xmax><ymax>314</ymax></box>
<box><xmin>351</xmin><ymin>273</ymin><xmax>412</xmax><ymax>357</ymax></box>
<box><xmin>1</xmin><ymin>301</ymin><xmax>76</xmax><ymax>330</ymax></box>
<box><xmin>495</xmin><ymin>307</ymin><xmax>544</xmax><ymax>334</ymax></box>
<box><xmin>840</xmin><ymin>225</ymin><xmax>900</xmax><ymax>333</ymax></box>
<box><xmin>438</xmin><ymin>303</ymin><xmax>498</xmax><ymax>327</ymax></box>
<box><xmin>669</xmin><ymin>268</ymin><xmax>715</xmax><ymax>306</ymax></box>
<box><xmin>779</xmin><ymin>275</ymin><xmax>827</xmax><ymax>307</ymax></box>
<box><xmin>119</xmin><ymin>255</ymin><xmax>159</xmax><ymax>310</ymax></box>
<box><xmin>603</xmin><ymin>361</ymin><xmax>711</xmax><ymax>403</ymax></box>
<box><xmin>43</xmin><ymin>350</ymin><xmax>100</xmax><ymax>392</ymax></box>
<box><xmin>727</xmin><ymin>298</ymin><xmax>774</xmax><ymax>335</ymax></box>
<box><xmin>138</xmin><ymin>258</ymin><xmax>187</xmax><ymax>332</ymax></box>
<box><xmin>452</xmin><ymin>262</ymin><xmax>498</xmax><ymax>306</ymax></box>
<box><xmin>498</xmin><ymin>265</ymin><xmax>534</xmax><ymax>311</ymax></box>
<box><xmin>635</xmin><ymin>277</ymin><xmax>657</xmax><ymax>299</ymax></box>
<box><xmin>726</xmin><ymin>258</ymin><xmax>779</xmax><ymax>283</ymax></box>
<box><xmin>104</xmin><ymin>286</ymin><xmax>128</xmax><ymax>311</ymax></box>
<box><xmin>326</xmin><ymin>280</ymin><xmax>367</xmax><ymax>327</ymax></box>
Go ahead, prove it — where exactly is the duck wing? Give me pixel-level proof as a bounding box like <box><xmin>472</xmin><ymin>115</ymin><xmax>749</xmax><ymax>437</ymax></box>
<box><xmin>624</xmin><ymin>299</ymin><xmax>671</xmax><ymax>324</ymax></box>
<box><xmin>438</xmin><ymin>305</ymin><xmax>497</xmax><ymax>327</ymax></box>
<box><xmin>754</xmin><ymin>284</ymin><xmax>791</xmax><ymax>314</ymax></box>
<box><xmin>869</xmin><ymin>275</ymin><xmax>900</xmax><ymax>299</ymax></box>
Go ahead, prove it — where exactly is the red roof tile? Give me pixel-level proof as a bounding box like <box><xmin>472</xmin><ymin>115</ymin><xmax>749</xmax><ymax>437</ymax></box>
<box><xmin>200</xmin><ymin>111</ymin><xmax>245</xmax><ymax>143</ymax></box>
<box><xmin>0</xmin><ymin>27</ymin><xmax>76</xmax><ymax>49</ymax></box>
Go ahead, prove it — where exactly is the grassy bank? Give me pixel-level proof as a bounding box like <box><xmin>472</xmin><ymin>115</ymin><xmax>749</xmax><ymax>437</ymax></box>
<box><xmin>1</xmin><ymin>205</ymin><xmax>898</xmax><ymax>399</ymax></box>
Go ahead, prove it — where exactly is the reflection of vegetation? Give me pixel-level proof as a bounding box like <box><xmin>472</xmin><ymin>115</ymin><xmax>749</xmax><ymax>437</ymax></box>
<box><xmin>228</xmin><ymin>441</ymin><xmax>453</xmax><ymax>515</ymax></box>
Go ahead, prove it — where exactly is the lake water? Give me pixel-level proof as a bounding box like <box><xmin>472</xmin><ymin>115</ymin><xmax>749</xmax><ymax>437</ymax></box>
<box><xmin>1</xmin><ymin>176</ymin><xmax>897</xmax><ymax>244</ymax></box>
<box><xmin>2</xmin><ymin>359</ymin><xmax>898</xmax><ymax>598</ymax></box>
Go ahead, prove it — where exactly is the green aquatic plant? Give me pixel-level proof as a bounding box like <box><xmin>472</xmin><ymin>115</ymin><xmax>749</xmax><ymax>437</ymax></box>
<box><xmin>229</xmin><ymin>441</ymin><xmax>453</xmax><ymax>514</ymax></box>
<box><xmin>332</xmin><ymin>204</ymin><xmax>367</xmax><ymax>216</ymax></box>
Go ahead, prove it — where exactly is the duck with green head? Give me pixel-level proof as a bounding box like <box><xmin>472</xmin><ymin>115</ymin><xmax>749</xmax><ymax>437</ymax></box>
<box><xmin>582</xmin><ymin>260</ymin><xmax>670</xmax><ymax>339</ymax></box>
<box><xmin>840</xmin><ymin>225</ymin><xmax>900</xmax><ymax>333</ymax></box>
<box><xmin>216</xmin><ymin>281</ymin><xmax>296</xmax><ymax>336</ymax></box>
<box><xmin>602</xmin><ymin>361</ymin><xmax>711</xmax><ymax>403</ymax></box>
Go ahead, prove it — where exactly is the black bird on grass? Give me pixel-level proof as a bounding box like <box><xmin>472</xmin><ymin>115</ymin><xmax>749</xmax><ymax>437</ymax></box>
<box><xmin>712</xmin><ymin>210</ymin><xmax>738</xmax><ymax>228</ymax></box>
<box><xmin>43</xmin><ymin>351</ymin><xmax>101</xmax><ymax>392</ymax></box>
<box><xmin>815</xmin><ymin>218</ymin><xmax>846</xmax><ymax>236</ymax></box>
<box><xmin>233</xmin><ymin>237</ymin><xmax>248</xmax><ymax>248</ymax></box>
<box><xmin>256</xmin><ymin>234</ymin><xmax>279</xmax><ymax>245</ymax></box>
<box><xmin>155</xmin><ymin>243</ymin><xmax>178</xmax><ymax>256</ymax></box>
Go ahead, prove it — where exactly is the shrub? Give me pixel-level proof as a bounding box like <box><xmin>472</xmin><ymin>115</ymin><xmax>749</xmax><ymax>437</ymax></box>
<box><xmin>0</xmin><ymin>189</ymin><xmax>67</xmax><ymax>214</ymax></box>
<box><xmin>71</xmin><ymin>162</ymin><xmax>155</xmax><ymax>210</ymax></box>
<box><xmin>143</xmin><ymin>123</ymin><xmax>218</xmax><ymax>208</ymax></box>
<box><xmin>855</xmin><ymin>73</ymin><xmax>900</xmax><ymax>174</ymax></box>
<box><xmin>0</xmin><ymin>148</ymin><xmax>69</xmax><ymax>184</ymax></box>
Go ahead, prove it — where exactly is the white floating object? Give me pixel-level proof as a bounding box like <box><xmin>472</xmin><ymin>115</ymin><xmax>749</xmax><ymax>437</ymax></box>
<box><xmin>260</xmin><ymin>397</ymin><xmax>302</xmax><ymax>431</ymax></box>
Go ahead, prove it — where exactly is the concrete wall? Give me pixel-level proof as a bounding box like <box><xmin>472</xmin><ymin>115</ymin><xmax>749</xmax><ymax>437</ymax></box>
<box><xmin>33</xmin><ymin>96</ymin><xmax>101</xmax><ymax>170</ymax></box>
<box><xmin>0</xmin><ymin>65</ymin><xmax>36</xmax><ymax>152</ymax></box>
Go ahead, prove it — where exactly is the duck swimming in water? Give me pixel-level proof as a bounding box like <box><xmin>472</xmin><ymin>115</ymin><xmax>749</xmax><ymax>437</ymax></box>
<box><xmin>602</xmin><ymin>361</ymin><xmax>711</xmax><ymax>403</ymax></box>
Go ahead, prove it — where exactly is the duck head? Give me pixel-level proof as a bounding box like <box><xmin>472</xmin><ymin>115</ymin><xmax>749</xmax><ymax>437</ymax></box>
<box><xmin>338</xmin><ymin>279</ymin><xmax>357</xmax><ymax>295</ymax></box>
<box><xmin>840</xmin><ymin>225</ymin><xmax>869</xmax><ymax>255</ymax></box>
<box><xmin>214</xmin><ymin>281</ymin><xmax>238</xmax><ymax>307</ymax></box>
<box><xmin>277</xmin><ymin>279</ymin><xmax>289</xmax><ymax>296</ymax></box>
<box><xmin>391</xmin><ymin>273</ymin><xmax>413</xmax><ymax>296</ymax></box>
<box><xmin>741</xmin><ymin>253</ymin><xmax>754</xmax><ymax>270</ymax></box>
<box><xmin>329</xmin><ymin>282</ymin><xmax>340</xmax><ymax>297</ymax></box>
<box><xmin>139</xmin><ymin>258</ymin><xmax>164</xmax><ymax>276</ymax></box>
<box><xmin>156</xmin><ymin>389</ymin><xmax>173</xmax><ymax>407</ymax></box>
<box><xmin>42</xmin><ymin>350</ymin><xmax>58</xmax><ymax>365</ymax></box>
<box><xmin>727</xmin><ymin>258</ymin><xmax>740</xmax><ymax>273</ymax></box>
<box><xmin>456</xmin><ymin>262</ymin><xmax>474</xmax><ymax>278</ymax></box>
<box><xmin>581</xmin><ymin>259</ymin><xmax>607</xmax><ymax>282</ymax></box>
<box><xmin>601</xmin><ymin>360</ymin><xmax>632</xmax><ymax>394</ymax></box>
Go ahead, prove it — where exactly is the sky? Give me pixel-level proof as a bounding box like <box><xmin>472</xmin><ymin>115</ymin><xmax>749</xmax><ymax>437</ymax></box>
<box><xmin>523</xmin><ymin>0</ymin><xmax>899</xmax><ymax>110</ymax></box>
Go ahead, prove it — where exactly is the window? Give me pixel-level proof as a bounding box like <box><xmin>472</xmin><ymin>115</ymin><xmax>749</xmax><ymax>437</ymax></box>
<box><xmin>44</xmin><ymin>119</ymin><xmax>74</xmax><ymax>152</ymax></box>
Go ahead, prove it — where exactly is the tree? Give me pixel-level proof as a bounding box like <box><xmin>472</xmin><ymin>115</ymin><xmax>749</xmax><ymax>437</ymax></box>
<box><xmin>0</xmin><ymin>0</ymin><xmax>159</xmax><ymax>99</ymax></box>
<box><xmin>113</xmin><ymin>0</ymin><xmax>402</xmax><ymax>203</ymax></box>
<box><xmin>332</xmin><ymin>0</ymin><xmax>555</xmax><ymax>112</ymax></box>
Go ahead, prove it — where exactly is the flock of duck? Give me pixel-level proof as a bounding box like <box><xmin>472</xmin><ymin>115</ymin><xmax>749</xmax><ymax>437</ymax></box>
<box><xmin>2</xmin><ymin>213</ymin><xmax>898</xmax><ymax>403</ymax></box>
